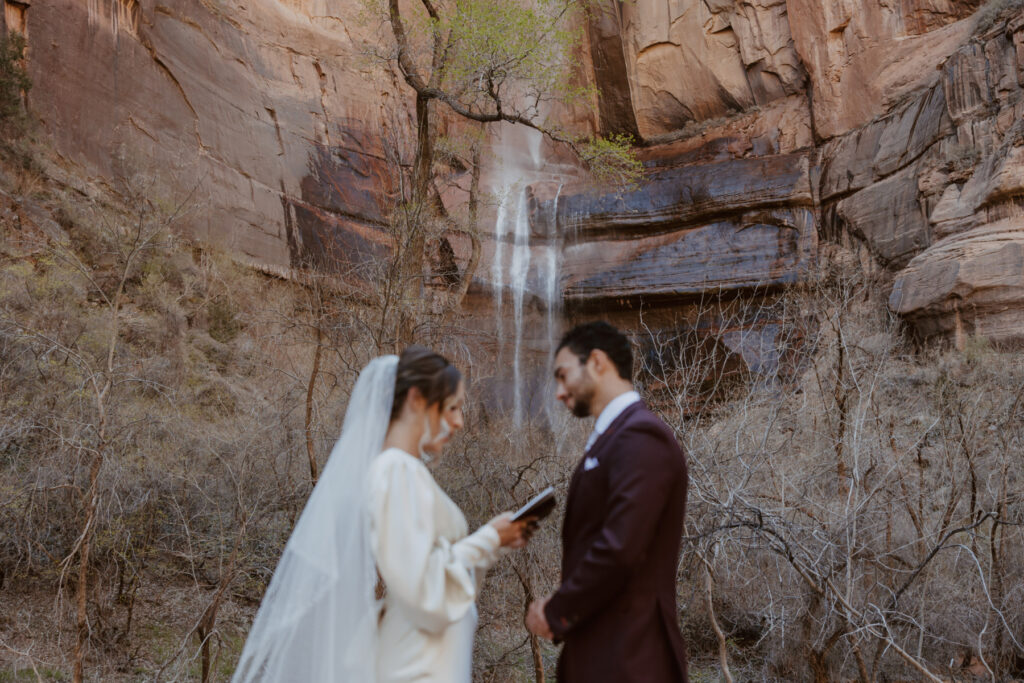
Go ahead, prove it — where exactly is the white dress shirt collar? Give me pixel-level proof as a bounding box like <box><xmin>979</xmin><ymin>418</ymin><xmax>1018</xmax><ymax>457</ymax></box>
<box><xmin>585</xmin><ymin>390</ymin><xmax>641</xmax><ymax>452</ymax></box>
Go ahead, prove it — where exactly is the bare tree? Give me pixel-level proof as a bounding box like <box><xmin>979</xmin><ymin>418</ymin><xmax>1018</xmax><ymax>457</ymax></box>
<box><xmin>636</xmin><ymin>256</ymin><xmax>1024</xmax><ymax>680</ymax></box>
<box><xmin>2</xmin><ymin>171</ymin><xmax>189</xmax><ymax>682</ymax></box>
<box><xmin>362</xmin><ymin>0</ymin><xmax>640</xmax><ymax>343</ymax></box>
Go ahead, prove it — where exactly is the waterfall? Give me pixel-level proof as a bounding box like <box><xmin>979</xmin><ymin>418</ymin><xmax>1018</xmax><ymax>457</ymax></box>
<box><xmin>491</xmin><ymin>188</ymin><xmax>510</xmax><ymax>346</ymax></box>
<box><xmin>490</xmin><ymin>127</ymin><xmax>564</xmax><ymax>430</ymax></box>
<box><xmin>539</xmin><ymin>184</ymin><xmax>562</xmax><ymax>429</ymax></box>
<box><xmin>510</xmin><ymin>187</ymin><xmax>531</xmax><ymax>427</ymax></box>
<box><xmin>544</xmin><ymin>184</ymin><xmax>562</xmax><ymax>359</ymax></box>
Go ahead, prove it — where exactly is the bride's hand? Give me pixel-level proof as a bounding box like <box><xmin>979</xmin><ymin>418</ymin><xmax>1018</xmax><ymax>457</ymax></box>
<box><xmin>489</xmin><ymin>513</ymin><xmax>536</xmax><ymax>548</ymax></box>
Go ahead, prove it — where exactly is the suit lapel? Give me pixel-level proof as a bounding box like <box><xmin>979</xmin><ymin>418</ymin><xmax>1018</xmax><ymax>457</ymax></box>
<box><xmin>584</xmin><ymin>400</ymin><xmax>644</xmax><ymax>463</ymax></box>
<box><xmin>562</xmin><ymin>401</ymin><xmax>645</xmax><ymax>554</ymax></box>
<box><xmin>565</xmin><ymin>401</ymin><xmax>645</xmax><ymax>510</ymax></box>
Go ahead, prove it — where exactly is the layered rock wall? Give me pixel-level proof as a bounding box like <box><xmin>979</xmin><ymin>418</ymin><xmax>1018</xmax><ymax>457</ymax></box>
<box><xmin>20</xmin><ymin>0</ymin><xmax>405</xmax><ymax>273</ymax></box>
<box><xmin>14</xmin><ymin>0</ymin><xmax>1024</xmax><ymax>349</ymax></box>
<box><xmin>563</xmin><ymin>0</ymin><xmax>1024</xmax><ymax>348</ymax></box>
<box><xmin>825</xmin><ymin>14</ymin><xmax>1024</xmax><ymax>345</ymax></box>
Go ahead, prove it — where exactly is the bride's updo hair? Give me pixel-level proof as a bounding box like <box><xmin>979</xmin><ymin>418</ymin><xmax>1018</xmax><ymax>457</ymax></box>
<box><xmin>390</xmin><ymin>346</ymin><xmax>462</xmax><ymax>421</ymax></box>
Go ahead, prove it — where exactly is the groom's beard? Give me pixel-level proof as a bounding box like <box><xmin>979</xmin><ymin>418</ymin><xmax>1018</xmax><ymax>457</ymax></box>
<box><xmin>571</xmin><ymin>398</ymin><xmax>591</xmax><ymax>418</ymax></box>
<box><xmin>570</xmin><ymin>385</ymin><xmax>596</xmax><ymax>418</ymax></box>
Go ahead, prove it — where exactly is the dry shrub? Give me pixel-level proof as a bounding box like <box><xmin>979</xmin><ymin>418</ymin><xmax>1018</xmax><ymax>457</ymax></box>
<box><xmin>0</xmin><ymin>161</ymin><xmax>337</xmax><ymax>680</ymax></box>
<box><xmin>4</xmin><ymin>140</ymin><xmax>1023</xmax><ymax>683</ymax></box>
<box><xmin>641</xmin><ymin>254</ymin><xmax>1024</xmax><ymax>681</ymax></box>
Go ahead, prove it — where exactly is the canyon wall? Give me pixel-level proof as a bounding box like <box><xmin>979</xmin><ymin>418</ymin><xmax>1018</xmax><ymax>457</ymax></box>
<box><xmin>556</xmin><ymin>0</ymin><xmax>1024</xmax><ymax>349</ymax></box>
<box><xmin>11</xmin><ymin>0</ymin><xmax>1024</xmax><ymax>350</ymax></box>
<box><xmin>18</xmin><ymin>0</ymin><xmax>407</xmax><ymax>275</ymax></box>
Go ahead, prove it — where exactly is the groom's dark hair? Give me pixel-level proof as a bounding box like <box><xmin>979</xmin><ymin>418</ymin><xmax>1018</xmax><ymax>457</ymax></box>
<box><xmin>391</xmin><ymin>345</ymin><xmax>462</xmax><ymax>421</ymax></box>
<box><xmin>557</xmin><ymin>322</ymin><xmax>633</xmax><ymax>380</ymax></box>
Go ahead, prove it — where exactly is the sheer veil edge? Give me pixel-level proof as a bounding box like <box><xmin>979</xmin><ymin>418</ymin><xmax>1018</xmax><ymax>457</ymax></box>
<box><xmin>232</xmin><ymin>355</ymin><xmax>399</xmax><ymax>682</ymax></box>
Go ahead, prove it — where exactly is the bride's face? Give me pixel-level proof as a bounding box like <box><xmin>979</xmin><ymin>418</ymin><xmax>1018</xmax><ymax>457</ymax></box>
<box><xmin>422</xmin><ymin>380</ymin><xmax>466</xmax><ymax>456</ymax></box>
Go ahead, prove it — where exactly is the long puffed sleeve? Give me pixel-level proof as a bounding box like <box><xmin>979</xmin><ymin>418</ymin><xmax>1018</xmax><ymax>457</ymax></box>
<box><xmin>369</xmin><ymin>451</ymin><xmax>502</xmax><ymax>634</ymax></box>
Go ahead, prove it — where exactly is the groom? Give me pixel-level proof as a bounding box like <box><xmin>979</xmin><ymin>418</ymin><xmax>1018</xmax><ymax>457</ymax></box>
<box><xmin>526</xmin><ymin>321</ymin><xmax>689</xmax><ymax>682</ymax></box>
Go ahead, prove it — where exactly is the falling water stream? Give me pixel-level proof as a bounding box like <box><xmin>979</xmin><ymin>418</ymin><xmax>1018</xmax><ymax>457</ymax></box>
<box><xmin>490</xmin><ymin>127</ymin><xmax>563</xmax><ymax>429</ymax></box>
<box><xmin>490</xmin><ymin>192</ymin><xmax>509</xmax><ymax>345</ymax></box>
<box><xmin>509</xmin><ymin>187</ymin><xmax>531</xmax><ymax>427</ymax></box>
<box><xmin>545</xmin><ymin>184</ymin><xmax>562</xmax><ymax>358</ymax></box>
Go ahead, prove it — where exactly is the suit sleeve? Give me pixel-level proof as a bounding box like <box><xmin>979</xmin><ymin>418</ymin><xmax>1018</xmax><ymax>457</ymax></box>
<box><xmin>544</xmin><ymin>425</ymin><xmax>680</xmax><ymax>638</ymax></box>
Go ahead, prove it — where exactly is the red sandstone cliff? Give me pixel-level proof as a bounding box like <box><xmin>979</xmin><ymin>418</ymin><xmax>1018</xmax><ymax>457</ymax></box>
<box><xmin>567</xmin><ymin>0</ymin><xmax>1024</xmax><ymax>347</ymax></box>
<box><xmin>10</xmin><ymin>0</ymin><xmax>1024</xmax><ymax>345</ymax></box>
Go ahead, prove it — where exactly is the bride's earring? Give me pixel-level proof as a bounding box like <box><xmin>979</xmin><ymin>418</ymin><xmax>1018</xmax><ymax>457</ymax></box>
<box><xmin>418</xmin><ymin>414</ymin><xmax>434</xmax><ymax>463</ymax></box>
<box><xmin>418</xmin><ymin>414</ymin><xmax>451</xmax><ymax>464</ymax></box>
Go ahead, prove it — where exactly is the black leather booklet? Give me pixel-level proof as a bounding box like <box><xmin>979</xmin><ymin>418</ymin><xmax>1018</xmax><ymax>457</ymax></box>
<box><xmin>511</xmin><ymin>486</ymin><xmax>557</xmax><ymax>522</ymax></box>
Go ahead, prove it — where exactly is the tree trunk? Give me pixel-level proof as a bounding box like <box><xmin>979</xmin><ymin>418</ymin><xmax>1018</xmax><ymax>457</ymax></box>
<box><xmin>530</xmin><ymin>632</ymin><xmax>544</xmax><ymax>683</ymax></box>
<box><xmin>197</xmin><ymin>519</ymin><xmax>247</xmax><ymax>683</ymax></box>
<box><xmin>74</xmin><ymin>434</ymin><xmax>105</xmax><ymax>683</ymax></box>
<box><xmin>398</xmin><ymin>92</ymin><xmax>434</xmax><ymax>345</ymax></box>
<box><xmin>703</xmin><ymin>559</ymin><xmax>733</xmax><ymax>683</ymax></box>
<box><xmin>512</xmin><ymin>562</ymin><xmax>545</xmax><ymax>683</ymax></box>
<box><xmin>834</xmin><ymin>338</ymin><xmax>849</xmax><ymax>497</ymax></box>
<box><xmin>305</xmin><ymin>321</ymin><xmax>323</xmax><ymax>485</ymax></box>
<box><xmin>852</xmin><ymin>643</ymin><xmax>872</xmax><ymax>683</ymax></box>
<box><xmin>444</xmin><ymin>137</ymin><xmax>483</xmax><ymax>322</ymax></box>
<box><xmin>808</xmin><ymin>649</ymin><xmax>832</xmax><ymax>683</ymax></box>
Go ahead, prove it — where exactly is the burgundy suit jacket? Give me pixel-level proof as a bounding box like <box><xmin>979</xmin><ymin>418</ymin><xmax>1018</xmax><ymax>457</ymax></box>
<box><xmin>545</xmin><ymin>401</ymin><xmax>689</xmax><ymax>682</ymax></box>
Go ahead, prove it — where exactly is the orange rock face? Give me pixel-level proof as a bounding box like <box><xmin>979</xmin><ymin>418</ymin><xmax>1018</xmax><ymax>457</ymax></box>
<box><xmin>13</xmin><ymin>0</ymin><xmax>1024</xmax><ymax>347</ymax></box>
<box><xmin>566</xmin><ymin>0</ymin><xmax>1024</xmax><ymax>346</ymax></box>
<box><xmin>24</xmin><ymin>0</ymin><xmax>405</xmax><ymax>273</ymax></box>
<box><xmin>607</xmin><ymin>0</ymin><xmax>807</xmax><ymax>139</ymax></box>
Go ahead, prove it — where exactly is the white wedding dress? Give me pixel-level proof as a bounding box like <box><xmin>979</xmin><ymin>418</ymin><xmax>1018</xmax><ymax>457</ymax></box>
<box><xmin>232</xmin><ymin>356</ymin><xmax>501</xmax><ymax>683</ymax></box>
<box><xmin>369</xmin><ymin>447</ymin><xmax>502</xmax><ymax>682</ymax></box>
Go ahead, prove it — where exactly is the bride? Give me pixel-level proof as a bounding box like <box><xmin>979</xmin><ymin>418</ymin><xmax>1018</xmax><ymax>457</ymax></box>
<box><xmin>232</xmin><ymin>347</ymin><xmax>533</xmax><ymax>682</ymax></box>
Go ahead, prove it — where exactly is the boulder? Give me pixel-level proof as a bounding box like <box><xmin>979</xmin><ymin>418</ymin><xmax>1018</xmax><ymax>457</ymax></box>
<box><xmin>890</xmin><ymin>218</ymin><xmax>1024</xmax><ymax>346</ymax></box>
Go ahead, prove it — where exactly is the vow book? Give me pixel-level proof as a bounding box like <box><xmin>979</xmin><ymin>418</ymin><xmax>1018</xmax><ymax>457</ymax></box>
<box><xmin>511</xmin><ymin>486</ymin><xmax>556</xmax><ymax>522</ymax></box>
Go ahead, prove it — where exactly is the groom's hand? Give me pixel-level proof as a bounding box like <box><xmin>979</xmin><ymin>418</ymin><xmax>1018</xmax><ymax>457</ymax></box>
<box><xmin>525</xmin><ymin>597</ymin><xmax>553</xmax><ymax>640</ymax></box>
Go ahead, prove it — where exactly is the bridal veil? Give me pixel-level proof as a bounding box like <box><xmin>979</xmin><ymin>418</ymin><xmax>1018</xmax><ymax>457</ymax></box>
<box><xmin>232</xmin><ymin>355</ymin><xmax>398</xmax><ymax>682</ymax></box>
